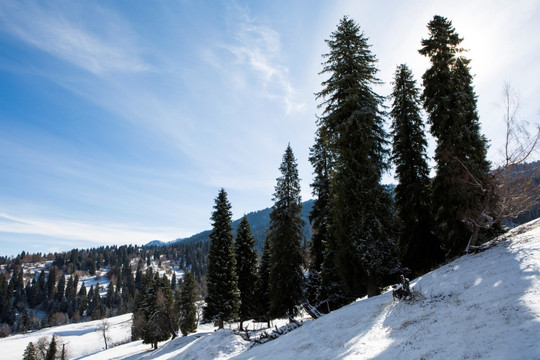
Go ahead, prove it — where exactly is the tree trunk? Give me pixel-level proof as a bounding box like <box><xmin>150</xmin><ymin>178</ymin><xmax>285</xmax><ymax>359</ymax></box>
<box><xmin>366</xmin><ymin>277</ymin><xmax>379</xmax><ymax>298</ymax></box>
<box><xmin>218</xmin><ymin>319</ymin><xmax>224</xmax><ymax>329</ymax></box>
<box><xmin>239</xmin><ymin>320</ymin><xmax>244</xmax><ymax>331</ymax></box>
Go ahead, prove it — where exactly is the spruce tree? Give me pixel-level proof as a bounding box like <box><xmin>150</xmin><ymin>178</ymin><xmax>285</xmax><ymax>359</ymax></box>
<box><xmin>37</xmin><ymin>270</ymin><xmax>46</xmax><ymax>305</ymax></box>
<box><xmin>132</xmin><ymin>273</ymin><xmax>177</xmax><ymax>349</ymax></box>
<box><xmin>234</xmin><ymin>215</ymin><xmax>258</xmax><ymax>330</ymax></box>
<box><xmin>176</xmin><ymin>272</ymin><xmax>198</xmax><ymax>336</ymax></box>
<box><xmin>55</xmin><ymin>274</ymin><xmax>65</xmax><ymax>303</ymax></box>
<box><xmin>268</xmin><ymin>145</ymin><xmax>304</xmax><ymax>319</ymax></box>
<box><xmin>316</xmin><ymin>16</ymin><xmax>399</xmax><ymax>298</ymax></box>
<box><xmin>390</xmin><ymin>64</ymin><xmax>442</xmax><ymax>275</ymax></box>
<box><xmin>308</xmin><ymin>130</ymin><xmax>332</xmax><ymax>273</ymax></box>
<box><xmin>23</xmin><ymin>342</ymin><xmax>37</xmax><ymax>360</ymax></box>
<box><xmin>203</xmin><ymin>188</ymin><xmax>240</xmax><ymax>329</ymax></box>
<box><xmin>78</xmin><ymin>282</ymin><xmax>87</xmax><ymax>316</ymax></box>
<box><xmin>254</xmin><ymin>238</ymin><xmax>271</xmax><ymax>326</ymax></box>
<box><xmin>105</xmin><ymin>283</ymin><xmax>115</xmax><ymax>310</ymax></box>
<box><xmin>45</xmin><ymin>336</ymin><xmax>56</xmax><ymax>360</ymax></box>
<box><xmin>318</xmin><ymin>246</ymin><xmax>350</xmax><ymax>312</ymax></box>
<box><xmin>46</xmin><ymin>267</ymin><xmax>57</xmax><ymax>301</ymax></box>
<box><xmin>420</xmin><ymin>15</ymin><xmax>491</xmax><ymax>256</ymax></box>
<box><xmin>170</xmin><ymin>273</ymin><xmax>177</xmax><ymax>292</ymax></box>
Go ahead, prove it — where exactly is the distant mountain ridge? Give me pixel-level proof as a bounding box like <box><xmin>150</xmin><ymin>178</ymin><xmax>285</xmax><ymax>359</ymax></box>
<box><xmin>146</xmin><ymin>199</ymin><xmax>314</xmax><ymax>253</ymax></box>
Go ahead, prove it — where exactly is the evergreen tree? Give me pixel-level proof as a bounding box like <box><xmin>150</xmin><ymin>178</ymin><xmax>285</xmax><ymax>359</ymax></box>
<box><xmin>37</xmin><ymin>270</ymin><xmax>46</xmax><ymax>305</ymax></box>
<box><xmin>22</xmin><ymin>342</ymin><xmax>37</xmax><ymax>360</ymax></box>
<box><xmin>316</xmin><ymin>16</ymin><xmax>399</xmax><ymax>298</ymax></box>
<box><xmin>303</xmin><ymin>269</ymin><xmax>321</xmax><ymax>308</ymax></box>
<box><xmin>390</xmin><ymin>64</ymin><xmax>442</xmax><ymax>275</ymax></box>
<box><xmin>170</xmin><ymin>273</ymin><xmax>177</xmax><ymax>292</ymax></box>
<box><xmin>132</xmin><ymin>273</ymin><xmax>177</xmax><ymax>349</ymax></box>
<box><xmin>175</xmin><ymin>272</ymin><xmax>198</xmax><ymax>336</ymax></box>
<box><xmin>268</xmin><ymin>145</ymin><xmax>304</xmax><ymax>319</ymax></box>
<box><xmin>46</xmin><ymin>267</ymin><xmax>57</xmax><ymax>301</ymax></box>
<box><xmin>235</xmin><ymin>215</ymin><xmax>258</xmax><ymax>330</ymax></box>
<box><xmin>28</xmin><ymin>278</ymin><xmax>40</xmax><ymax>308</ymax></box>
<box><xmin>254</xmin><ymin>238</ymin><xmax>271</xmax><ymax>326</ymax></box>
<box><xmin>158</xmin><ymin>274</ymin><xmax>178</xmax><ymax>340</ymax></box>
<box><xmin>92</xmin><ymin>283</ymin><xmax>102</xmax><ymax>319</ymax></box>
<box><xmin>78</xmin><ymin>282</ymin><xmax>87</xmax><ymax>316</ymax></box>
<box><xmin>65</xmin><ymin>276</ymin><xmax>74</xmax><ymax>304</ymax></box>
<box><xmin>308</xmin><ymin>130</ymin><xmax>332</xmax><ymax>273</ymax></box>
<box><xmin>106</xmin><ymin>283</ymin><xmax>115</xmax><ymax>310</ymax></box>
<box><xmin>17</xmin><ymin>307</ymin><xmax>30</xmax><ymax>333</ymax></box>
<box><xmin>12</xmin><ymin>269</ymin><xmax>26</xmax><ymax>311</ymax></box>
<box><xmin>55</xmin><ymin>275</ymin><xmax>65</xmax><ymax>303</ymax></box>
<box><xmin>203</xmin><ymin>188</ymin><xmax>240</xmax><ymax>329</ymax></box>
<box><xmin>420</xmin><ymin>15</ymin><xmax>491</xmax><ymax>256</ymax></box>
<box><xmin>0</xmin><ymin>274</ymin><xmax>15</xmax><ymax>325</ymax></box>
<box><xmin>317</xmin><ymin>239</ymin><xmax>350</xmax><ymax>312</ymax></box>
<box><xmin>45</xmin><ymin>336</ymin><xmax>56</xmax><ymax>360</ymax></box>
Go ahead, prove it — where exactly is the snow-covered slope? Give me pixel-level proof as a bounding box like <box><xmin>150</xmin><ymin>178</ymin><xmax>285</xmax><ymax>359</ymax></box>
<box><xmin>1</xmin><ymin>314</ymin><xmax>133</xmax><ymax>359</ymax></box>
<box><xmin>235</xmin><ymin>219</ymin><xmax>540</xmax><ymax>360</ymax></box>
<box><xmin>3</xmin><ymin>219</ymin><xmax>540</xmax><ymax>359</ymax></box>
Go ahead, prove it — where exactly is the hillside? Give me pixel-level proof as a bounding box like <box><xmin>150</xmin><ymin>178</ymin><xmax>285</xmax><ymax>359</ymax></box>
<box><xmin>3</xmin><ymin>218</ymin><xmax>539</xmax><ymax>359</ymax></box>
<box><xmin>150</xmin><ymin>199</ymin><xmax>314</xmax><ymax>253</ymax></box>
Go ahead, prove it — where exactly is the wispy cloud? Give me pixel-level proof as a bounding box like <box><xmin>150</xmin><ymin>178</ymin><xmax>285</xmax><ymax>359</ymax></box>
<box><xmin>0</xmin><ymin>1</ymin><xmax>149</xmax><ymax>75</ymax></box>
<box><xmin>0</xmin><ymin>213</ymin><xmax>180</xmax><ymax>247</ymax></box>
<box><xmin>206</xmin><ymin>5</ymin><xmax>306</xmax><ymax>114</ymax></box>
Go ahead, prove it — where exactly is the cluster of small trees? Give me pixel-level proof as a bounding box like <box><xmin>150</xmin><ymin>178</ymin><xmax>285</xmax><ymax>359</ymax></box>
<box><xmin>23</xmin><ymin>335</ymin><xmax>68</xmax><ymax>360</ymax></box>
<box><xmin>131</xmin><ymin>269</ymin><xmax>199</xmax><ymax>349</ymax></box>
<box><xmin>0</xmin><ymin>260</ymin><xmax>138</xmax><ymax>335</ymax></box>
<box><xmin>204</xmin><ymin>144</ymin><xmax>305</xmax><ymax>329</ymax></box>
<box><xmin>0</xmin><ymin>241</ymin><xmax>209</xmax><ymax>336</ymax></box>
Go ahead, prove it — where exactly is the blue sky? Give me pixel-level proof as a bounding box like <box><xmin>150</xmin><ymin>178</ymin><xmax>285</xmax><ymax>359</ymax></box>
<box><xmin>0</xmin><ymin>0</ymin><xmax>539</xmax><ymax>256</ymax></box>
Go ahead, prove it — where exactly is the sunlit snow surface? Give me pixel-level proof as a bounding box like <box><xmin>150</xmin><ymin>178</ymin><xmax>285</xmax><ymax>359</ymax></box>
<box><xmin>2</xmin><ymin>219</ymin><xmax>540</xmax><ymax>359</ymax></box>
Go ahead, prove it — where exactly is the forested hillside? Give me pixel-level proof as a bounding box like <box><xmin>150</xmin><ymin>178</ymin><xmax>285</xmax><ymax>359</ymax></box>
<box><xmin>160</xmin><ymin>199</ymin><xmax>314</xmax><ymax>253</ymax></box>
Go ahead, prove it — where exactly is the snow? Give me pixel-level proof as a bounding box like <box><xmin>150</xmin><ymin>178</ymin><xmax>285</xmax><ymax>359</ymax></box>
<box><xmin>2</xmin><ymin>219</ymin><xmax>540</xmax><ymax>359</ymax></box>
<box><xmin>0</xmin><ymin>314</ymin><xmax>133</xmax><ymax>359</ymax></box>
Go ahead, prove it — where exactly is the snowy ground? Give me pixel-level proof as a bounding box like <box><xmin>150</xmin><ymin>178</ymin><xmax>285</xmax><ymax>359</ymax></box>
<box><xmin>0</xmin><ymin>313</ymin><xmax>133</xmax><ymax>359</ymax></box>
<box><xmin>3</xmin><ymin>219</ymin><xmax>540</xmax><ymax>359</ymax></box>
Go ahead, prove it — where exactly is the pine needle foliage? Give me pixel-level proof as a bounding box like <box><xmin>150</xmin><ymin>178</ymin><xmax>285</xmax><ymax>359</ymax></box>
<box><xmin>268</xmin><ymin>145</ymin><xmax>305</xmax><ymax>318</ymax></box>
<box><xmin>235</xmin><ymin>215</ymin><xmax>258</xmax><ymax>330</ymax></box>
<box><xmin>316</xmin><ymin>16</ymin><xmax>399</xmax><ymax>298</ymax></box>
<box><xmin>176</xmin><ymin>272</ymin><xmax>198</xmax><ymax>336</ymax></box>
<box><xmin>420</xmin><ymin>15</ymin><xmax>491</xmax><ymax>257</ymax></box>
<box><xmin>390</xmin><ymin>64</ymin><xmax>442</xmax><ymax>274</ymax></box>
<box><xmin>203</xmin><ymin>188</ymin><xmax>240</xmax><ymax>328</ymax></box>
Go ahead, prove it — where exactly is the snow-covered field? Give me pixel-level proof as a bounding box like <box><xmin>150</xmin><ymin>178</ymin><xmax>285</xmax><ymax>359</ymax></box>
<box><xmin>3</xmin><ymin>219</ymin><xmax>540</xmax><ymax>359</ymax></box>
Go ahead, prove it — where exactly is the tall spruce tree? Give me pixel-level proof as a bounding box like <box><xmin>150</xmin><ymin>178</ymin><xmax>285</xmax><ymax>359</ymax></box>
<box><xmin>420</xmin><ymin>15</ymin><xmax>491</xmax><ymax>256</ymax></box>
<box><xmin>316</xmin><ymin>16</ymin><xmax>399</xmax><ymax>298</ymax></box>
<box><xmin>175</xmin><ymin>272</ymin><xmax>198</xmax><ymax>336</ymax></box>
<box><xmin>268</xmin><ymin>145</ymin><xmax>304</xmax><ymax>319</ymax></box>
<box><xmin>390</xmin><ymin>64</ymin><xmax>442</xmax><ymax>275</ymax></box>
<box><xmin>234</xmin><ymin>215</ymin><xmax>258</xmax><ymax>330</ymax></box>
<box><xmin>308</xmin><ymin>130</ymin><xmax>332</xmax><ymax>273</ymax></box>
<box><xmin>203</xmin><ymin>188</ymin><xmax>240</xmax><ymax>329</ymax></box>
<box><xmin>254</xmin><ymin>238</ymin><xmax>271</xmax><ymax>326</ymax></box>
